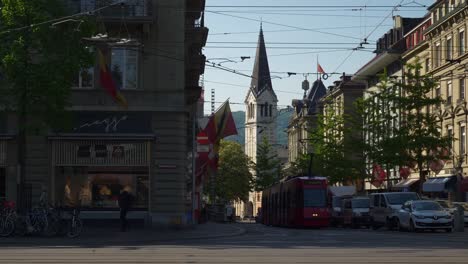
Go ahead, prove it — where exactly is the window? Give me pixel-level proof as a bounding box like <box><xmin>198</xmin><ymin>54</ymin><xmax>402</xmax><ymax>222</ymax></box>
<box><xmin>460</xmin><ymin>78</ymin><xmax>465</xmax><ymax>99</ymax></box>
<box><xmin>303</xmin><ymin>189</ymin><xmax>326</xmax><ymax>207</ymax></box>
<box><xmin>435</xmin><ymin>42</ymin><xmax>441</xmax><ymax>67</ymax></box>
<box><xmin>459</xmin><ymin>30</ymin><xmax>465</xmax><ymax>55</ymax></box>
<box><xmin>55</xmin><ymin>167</ymin><xmax>149</xmax><ymax>209</ymax></box>
<box><xmin>425</xmin><ymin>58</ymin><xmax>430</xmax><ymax>73</ymax></box>
<box><xmin>264</xmin><ymin>102</ymin><xmax>269</xmax><ymax>117</ymax></box>
<box><xmin>447</xmin><ymin>80</ymin><xmax>453</xmax><ymax>103</ymax></box>
<box><xmin>446</xmin><ymin>36</ymin><xmax>453</xmax><ymax>60</ymax></box>
<box><xmin>260</xmin><ymin>105</ymin><xmax>264</xmax><ymax>117</ymax></box>
<box><xmin>436</xmin><ymin>85</ymin><xmax>441</xmax><ymax>97</ymax></box>
<box><xmin>460</xmin><ymin>124</ymin><xmax>466</xmax><ymax>154</ymax></box>
<box><xmin>72</xmin><ymin>68</ymin><xmax>94</xmax><ymax>89</ymax></box>
<box><xmin>269</xmin><ymin>105</ymin><xmax>273</xmax><ymax>117</ymax></box>
<box><xmin>448</xmin><ymin>126</ymin><xmax>453</xmax><ymax>151</ymax></box>
<box><xmin>111</xmin><ymin>48</ymin><xmax>138</xmax><ymax>90</ymax></box>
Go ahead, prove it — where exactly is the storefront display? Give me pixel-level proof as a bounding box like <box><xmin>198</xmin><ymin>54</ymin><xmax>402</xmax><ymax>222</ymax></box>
<box><xmin>55</xmin><ymin>167</ymin><xmax>149</xmax><ymax>209</ymax></box>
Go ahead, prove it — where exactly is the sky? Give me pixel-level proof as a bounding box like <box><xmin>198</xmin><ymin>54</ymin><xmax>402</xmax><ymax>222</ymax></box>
<box><xmin>202</xmin><ymin>0</ymin><xmax>435</xmax><ymax>114</ymax></box>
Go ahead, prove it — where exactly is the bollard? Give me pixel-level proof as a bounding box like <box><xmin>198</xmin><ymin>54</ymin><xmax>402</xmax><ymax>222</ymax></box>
<box><xmin>453</xmin><ymin>204</ymin><xmax>465</xmax><ymax>232</ymax></box>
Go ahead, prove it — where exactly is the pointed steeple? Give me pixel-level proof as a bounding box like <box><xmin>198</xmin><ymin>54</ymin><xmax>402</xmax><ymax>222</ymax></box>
<box><xmin>250</xmin><ymin>24</ymin><xmax>273</xmax><ymax>95</ymax></box>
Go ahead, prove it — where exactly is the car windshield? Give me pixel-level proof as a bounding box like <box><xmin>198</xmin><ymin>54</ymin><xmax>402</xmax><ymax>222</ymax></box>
<box><xmin>436</xmin><ymin>200</ymin><xmax>450</xmax><ymax>208</ymax></box>
<box><xmin>352</xmin><ymin>199</ymin><xmax>369</xmax><ymax>208</ymax></box>
<box><xmin>304</xmin><ymin>189</ymin><xmax>327</xmax><ymax>207</ymax></box>
<box><xmin>386</xmin><ymin>193</ymin><xmax>419</xmax><ymax>205</ymax></box>
<box><xmin>332</xmin><ymin>196</ymin><xmax>343</xmax><ymax>207</ymax></box>
<box><xmin>412</xmin><ymin>202</ymin><xmax>443</xmax><ymax>211</ymax></box>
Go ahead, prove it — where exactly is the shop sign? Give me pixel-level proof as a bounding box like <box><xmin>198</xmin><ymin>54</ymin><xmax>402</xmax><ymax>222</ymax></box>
<box><xmin>70</xmin><ymin>112</ymin><xmax>152</xmax><ymax>134</ymax></box>
<box><xmin>77</xmin><ymin>144</ymin><xmax>125</xmax><ymax>159</ymax></box>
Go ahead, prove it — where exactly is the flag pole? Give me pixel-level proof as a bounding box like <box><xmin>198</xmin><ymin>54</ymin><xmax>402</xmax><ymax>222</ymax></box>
<box><xmin>316</xmin><ymin>55</ymin><xmax>319</xmax><ymax>80</ymax></box>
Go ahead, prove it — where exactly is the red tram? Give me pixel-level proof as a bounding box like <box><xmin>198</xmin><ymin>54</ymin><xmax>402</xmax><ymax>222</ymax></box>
<box><xmin>261</xmin><ymin>177</ymin><xmax>330</xmax><ymax>228</ymax></box>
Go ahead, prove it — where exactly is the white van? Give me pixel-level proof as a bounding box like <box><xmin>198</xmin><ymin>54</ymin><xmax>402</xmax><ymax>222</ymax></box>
<box><xmin>369</xmin><ymin>192</ymin><xmax>420</xmax><ymax>230</ymax></box>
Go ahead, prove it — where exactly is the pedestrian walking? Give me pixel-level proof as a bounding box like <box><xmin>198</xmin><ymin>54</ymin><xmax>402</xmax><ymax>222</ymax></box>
<box><xmin>118</xmin><ymin>189</ymin><xmax>132</xmax><ymax>232</ymax></box>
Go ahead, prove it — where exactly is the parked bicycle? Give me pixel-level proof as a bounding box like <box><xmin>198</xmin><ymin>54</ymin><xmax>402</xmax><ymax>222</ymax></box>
<box><xmin>46</xmin><ymin>206</ymin><xmax>83</xmax><ymax>238</ymax></box>
<box><xmin>0</xmin><ymin>201</ymin><xmax>16</xmax><ymax>237</ymax></box>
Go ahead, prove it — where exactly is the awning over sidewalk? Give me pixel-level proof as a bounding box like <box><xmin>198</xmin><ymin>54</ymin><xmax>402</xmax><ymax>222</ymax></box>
<box><xmin>329</xmin><ymin>186</ymin><xmax>356</xmax><ymax>197</ymax></box>
<box><xmin>423</xmin><ymin>176</ymin><xmax>457</xmax><ymax>192</ymax></box>
<box><xmin>461</xmin><ymin>178</ymin><xmax>468</xmax><ymax>193</ymax></box>
<box><xmin>392</xmin><ymin>178</ymin><xmax>420</xmax><ymax>190</ymax></box>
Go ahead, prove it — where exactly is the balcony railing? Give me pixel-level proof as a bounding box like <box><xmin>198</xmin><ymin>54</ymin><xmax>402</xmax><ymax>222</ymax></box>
<box><xmin>65</xmin><ymin>0</ymin><xmax>151</xmax><ymax>17</ymax></box>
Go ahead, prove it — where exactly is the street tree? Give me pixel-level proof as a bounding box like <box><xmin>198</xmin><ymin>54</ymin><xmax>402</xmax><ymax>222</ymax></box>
<box><xmin>0</xmin><ymin>0</ymin><xmax>95</xmax><ymax>206</ymax></box>
<box><xmin>214</xmin><ymin>140</ymin><xmax>253</xmax><ymax>202</ymax></box>
<box><xmin>254</xmin><ymin>136</ymin><xmax>281</xmax><ymax>191</ymax></box>
<box><xmin>389</xmin><ymin>61</ymin><xmax>451</xmax><ymax>192</ymax></box>
<box><xmin>309</xmin><ymin>100</ymin><xmax>363</xmax><ymax>185</ymax></box>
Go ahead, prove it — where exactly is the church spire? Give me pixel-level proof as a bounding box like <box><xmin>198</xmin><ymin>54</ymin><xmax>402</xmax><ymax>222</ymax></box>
<box><xmin>250</xmin><ymin>24</ymin><xmax>272</xmax><ymax>95</ymax></box>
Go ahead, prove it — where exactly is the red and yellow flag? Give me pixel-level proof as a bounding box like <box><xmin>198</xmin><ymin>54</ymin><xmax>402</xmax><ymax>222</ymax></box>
<box><xmin>98</xmin><ymin>49</ymin><xmax>128</xmax><ymax>109</ymax></box>
<box><xmin>204</xmin><ymin>100</ymin><xmax>237</xmax><ymax>144</ymax></box>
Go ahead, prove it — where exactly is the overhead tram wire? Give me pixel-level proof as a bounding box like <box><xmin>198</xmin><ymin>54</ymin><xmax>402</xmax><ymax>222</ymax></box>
<box><xmin>209</xmin><ymin>25</ymin><xmax>393</xmax><ymax>36</ymax></box>
<box><xmin>206</xmin><ymin>11</ymin><xmax>367</xmax><ymax>41</ymax></box>
<box><xmin>203</xmin><ymin>5</ymin><xmax>427</xmax><ymax>8</ymax></box>
<box><xmin>0</xmin><ymin>1</ymin><xmax>124</xmax><ymax>37</ymax></box>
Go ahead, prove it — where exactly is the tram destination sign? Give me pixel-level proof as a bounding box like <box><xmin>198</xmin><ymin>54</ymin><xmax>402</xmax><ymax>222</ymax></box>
<box><xmin>303</xmin><ymin>179</ymin><xmax>324</xmax><ymax>185</ymax></box>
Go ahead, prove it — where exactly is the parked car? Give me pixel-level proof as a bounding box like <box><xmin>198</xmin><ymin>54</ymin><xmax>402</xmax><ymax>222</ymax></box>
<box><xmin>330</xmin><ymin>195</ymin><xmax>352</xmax><ymax>226</ymax></box>
<box><xmin>434</xmin><ymin>200</ymin><xmax>457</xmax><ymax>215</ymax></box>
<box><xmin>343</xmin><ymin>197</ymin><xmax>370</xmax><ymax>228</ymax></box>
<box><xmin>396</xmin><ymin>200</ymin><xmax>453</xmax><ymax>232</ymax></box>
<box><xmin>369</xmin><ymin>192</ymin><xmax>420</xmax><ymax>230</ymax></box>
<box><xmin>452</xmin><ymin>202</ymin><xmax>468</xmax><ymax>226</ymax></box>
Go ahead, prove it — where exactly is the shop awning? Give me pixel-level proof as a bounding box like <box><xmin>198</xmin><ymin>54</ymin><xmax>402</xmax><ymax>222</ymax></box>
<box><xmin>392</xmin><ymin>178</ymin><xmax>420</xmax><ymax>190</ymax></box>
<box><xmin>423</xmin><ymin>176</ymin><xmax>457</xmax><ymax>192</ymax></box>
<box><xmin>329</xmin><ymin>186</ymin><xmax>356</xmax><ymax>197</ymax></box>
<box><xmin>461</xmin><ymin>178</ymin><xmax>468</xmax><ymax>193</ymax></box>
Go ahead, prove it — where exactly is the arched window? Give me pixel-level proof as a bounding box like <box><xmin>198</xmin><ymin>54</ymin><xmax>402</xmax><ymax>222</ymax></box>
<box><xmin>260</xmin><ymin>105</ymin><xmax>264</xmax><ymax>117</ymax></box>
<box><xmin>269</xmin><ymin>105</ymin><xmax>273</xmax><ymax>117</ymax></box>
<box><xmin>265</xmin><ymin>102</ymin><xmax>269</xmax><ymax>117</ymax></box>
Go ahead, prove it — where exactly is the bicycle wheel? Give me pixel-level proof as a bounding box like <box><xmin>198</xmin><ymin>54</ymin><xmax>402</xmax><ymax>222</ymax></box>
<box><xmin>44</xmin><ymin>214</ymin><xmax>60</xmax><ymax>237</ymax></box>
<box><xmin>67</xmin><ymin>218</ymin><xmax>83</xmax><ymax>238</ymax></box>
<box><xmin>31</xmin><ymin>212</ymin><xmax>48</xmax><ymax>235</ymax></box>
<box><xmin>0</xmin><ymin>217</ymin><xmax>15</xmax><ymax>237</ymax></box>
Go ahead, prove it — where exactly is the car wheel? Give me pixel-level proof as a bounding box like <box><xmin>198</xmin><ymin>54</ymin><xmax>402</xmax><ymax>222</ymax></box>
<box><xmin>371</xmin><ymin>219</ymin><xmax>378</xmax><ymax>230</ymax></box>
<box><xmin>351</xmin><ymin>220</ymin><xmax>358</xmax><ymax>229</ymax></box>
<box><xmin>396</xmin><ymin>219</ymin><xmax>403</xmax><ymax>232</ymax></box>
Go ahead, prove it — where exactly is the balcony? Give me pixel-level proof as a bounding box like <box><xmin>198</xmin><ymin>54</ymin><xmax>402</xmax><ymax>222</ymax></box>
<box><xmin>65</xmin><ymin>0</ymin><xmax>153</xmax><ymax>23</ymax></box>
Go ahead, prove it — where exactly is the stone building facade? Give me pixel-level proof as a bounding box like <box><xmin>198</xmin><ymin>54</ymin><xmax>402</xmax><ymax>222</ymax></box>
<box><xmin>0</xmin><ymin>0</ymin><xmax>208</xmax><ymax>227</ymax></box>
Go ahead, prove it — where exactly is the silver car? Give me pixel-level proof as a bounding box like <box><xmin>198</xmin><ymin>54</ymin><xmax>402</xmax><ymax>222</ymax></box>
<box><xmin>397</xmin><ymin>200</ymin><xmax>453</xmax><ymax>232</ymax></box>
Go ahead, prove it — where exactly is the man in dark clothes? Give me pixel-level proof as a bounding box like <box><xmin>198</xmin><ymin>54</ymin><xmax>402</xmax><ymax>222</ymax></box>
<box><xmin>118</xmin><ymin>190</ymin><xmax>132</xmax><ymax>232</ymax></box>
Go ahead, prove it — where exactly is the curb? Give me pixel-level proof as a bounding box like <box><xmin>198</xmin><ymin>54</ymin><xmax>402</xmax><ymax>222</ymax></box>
<box><xmin>0</xmin><ymin>224</ymin><xmax>247</xmax><ymax>247</ymax></box>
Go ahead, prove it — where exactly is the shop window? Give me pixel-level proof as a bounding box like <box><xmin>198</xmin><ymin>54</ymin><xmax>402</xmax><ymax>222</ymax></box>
<box><xmin>0</xmin><ymin>168</ymin><xmax>5</xmax><ymax>201</ymax></box>
<box><xmin>111</xmin><ymin>48</ymin><xmax>139</xmax><ymax>90</ymax></box>
<box><xmin>55</xmin><ymin>167</ymin><xmax>149</xmax><ymax>209</ymax></box>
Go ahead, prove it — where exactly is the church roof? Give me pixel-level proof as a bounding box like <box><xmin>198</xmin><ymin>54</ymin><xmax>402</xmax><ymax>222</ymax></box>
<box><xmin>306</xmin><ymin>79</ymin><xmax>327</xmax><ymax>114</ymax></box>
<box><xmin>249</xmin><ymin>25</ymin><xmax>277</xmax><ymax>99</ymax></box>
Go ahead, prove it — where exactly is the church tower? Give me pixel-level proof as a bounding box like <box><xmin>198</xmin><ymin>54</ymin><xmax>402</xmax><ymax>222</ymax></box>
<box><xmin>245</xmin><ymin>25</ymin><xmax>278</xmax><ymax>165</ymax></box>
<box><xmin>241</xmin><ymin>25</ymin><xmax>277</xmax><ymax>217</ymax></box>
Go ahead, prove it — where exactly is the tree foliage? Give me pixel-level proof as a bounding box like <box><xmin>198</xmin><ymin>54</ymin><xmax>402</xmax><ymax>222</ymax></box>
<box><xmin>214</xmin><ymin>140</ymin><xmax>253</xmax><ymax>202</ymax></box>
<box><xmin>360</xmin><ymin>60</ymin><xmax>451</xmax><ymax>190</ymax></box>
<box><xmin>309</xmin><ymin>100</ymin><xmax>365</xmax><ymax>185</ymax></box>
<box><xmin>0</xmin><ymin>0</ymin><xmax>95</xmax><ymax>132</ymax></box>
<box><xmin>254</xmin><ymin>137</ymin><xmax>281</xmax><ymax>191</ymax></box>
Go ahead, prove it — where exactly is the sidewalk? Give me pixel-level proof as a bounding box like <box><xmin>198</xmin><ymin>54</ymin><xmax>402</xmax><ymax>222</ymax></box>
<box><xmin>0</xmin><ymin>222</ymin><xmax>246</xmax><ymax>247</ymax></box>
